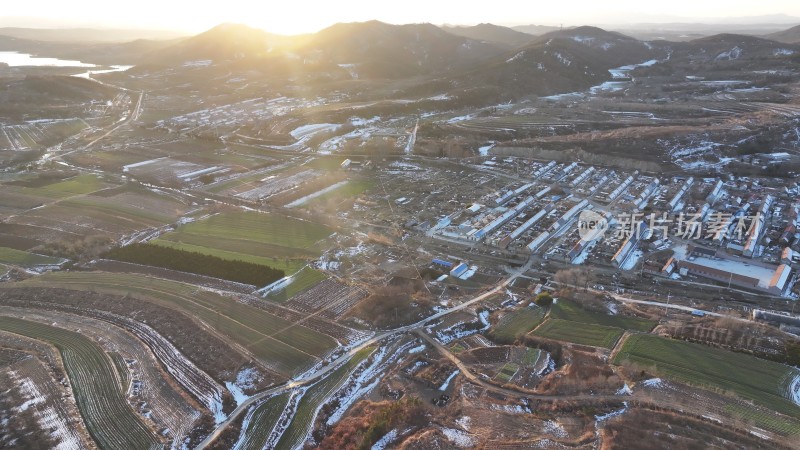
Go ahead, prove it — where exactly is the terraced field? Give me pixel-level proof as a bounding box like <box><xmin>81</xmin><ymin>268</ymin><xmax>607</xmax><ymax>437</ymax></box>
<box><xmin>275</xmin><ymin>347</ymin><xmax>373</xmax><ymax>450</ymax></box>
<box><xmin>531</xmin><ymin>319</ymin><xmax>624</xmax><ymax>349</ymax></box>
<box><xmin>615</xmin><ymin>334</ymin><xmax>800</xmax><ymax>418</ymax></box>
<box><xmin>153</xmin><ymin>211</ymin><xmax>333</xmax><ymax>274</ymax></box>
<box><xmin>0</xmin><ymin>316</ymin><xmax>160</xmax><ymax>450</ymax></box>
<box><xmin>18</xmin><ymin>272</ymin><xmax>338</xmax><ymax>376</ymax></box>
<box><xmin>235</xmin><ymin>393</ymin><xmax>291</xmax><ymax>450</ymax></box>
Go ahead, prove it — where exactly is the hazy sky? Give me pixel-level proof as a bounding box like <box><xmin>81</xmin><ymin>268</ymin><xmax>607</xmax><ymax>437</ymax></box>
<box><xmin>3</xmin><ymin>0</ymin><xmax>800</xmax><ymax>34</ymax></box>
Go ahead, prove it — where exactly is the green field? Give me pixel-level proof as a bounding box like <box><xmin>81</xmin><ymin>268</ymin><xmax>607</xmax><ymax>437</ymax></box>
<box><xmin>495</xmin><ymin>363</ymin><xmax>519</xmax><ymax>382</ymax></box>
<box><xmin>153</xmin><ymin>211</ymin><xmax>333</xmax><ymax>274</ymax></box>
<box><xmin>491</xmin><ymin>306</ymin><xmax>546</xmax><ymax>343</ymax></box>
<box><xmin>17</xmin><ymin>272</ymin><xmax>337</xmax><ymax>375</ymax></box>
<box><xmin>23</xmin><ymin>174</ymin><xmax>107</xmax><ymax>199</ymax></box>
<box><xmin>0</xmin><ymin>247</ymin><xmax>64</xmax><ymax>267</ymax></box>
<box><xmin>0</xmin><ymin>316</ymin><xmax>159</xmax><ymax>450</ymax></box>
<box><xmin>724</xmin><ymin>403</ymin><xmax>800</xmax><ymax>436</ymax></box>
<box><xmin>275</xmin><ymin>347</ymin><xmax>373</xmax><ymax>450</ymax></box>
<box><xmin>614</xmin><ymin>334</ymin><xmax>800</xmax><ymax>418</ymax></box>
<box><xmin>521</xmin><ymin>347</ymin><xmax>541</xmax><ymax>366</ymax></box>
<box><xmin>302</xmin><ymin>180</ymin><xmax>374</xmax><ymax>207</ymax></box>
<box><xmin>265</xmin><ymin>266</ymin><xmax>328</xmax><ymax>302</ymax></box>
<box><xmin>550</xmin><ymin>300</ymin><xmax>656</xmax><ymax>332</ymax></box>
<box><xmin>532</xmin><ymin>319</ymin><xmax>624</xmax><ymax>349</ymax></box>
<box><xmin>108</xmin><ymin>352</ymin><xmax>130</xmax><ymax>392</ymax></box>
<box><xmin>236</xmin><ymin>393</ymin><xmax>291</xmax><ymax>450</ymax></box>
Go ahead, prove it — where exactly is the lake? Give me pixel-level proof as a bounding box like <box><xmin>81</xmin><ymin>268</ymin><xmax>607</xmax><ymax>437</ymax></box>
<box><xmin>0</xmin><ymin>51</ymin><xmax>95</xmax><ymax>67</ymax></box>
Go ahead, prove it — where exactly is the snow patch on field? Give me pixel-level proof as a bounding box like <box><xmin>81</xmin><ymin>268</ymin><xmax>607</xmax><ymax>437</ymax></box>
<box><xmin>285</xmin><ymin>181</ymin><xmax>349</xmax><ymax>207</ymax></box>
<box><xmin>326</xmin><ymin>341</ymin><xmax>414</xmax><ymax>427</ymax></box>
<box><xmin>750</xmin><ymin>428</ymin><xmax>771</xmax><ymax>440</ymax></box>
<box><xmin>543</xmin><ymin>420</ymin><xmax>568</xmax><ymax>438</ymax></box>
<box><xmin>506</xmin><ymin>51</ymin><xmax>525</xmax><ymax>63</ymax></box>
<box><xmin>616</xmin><ymin>383</ymin><xmax>632</xmax><ymax>396</ymax></box>
<box><xmin>595</xmin><ymin>402</ymin><xmax>628</xmax><ymax>422</ymax></box>
<box><xmin>371</xmin><ymin>429</ymin><xmax>398</xmax><ymax>449</ymax></box>
<box><xmin>787</xmin><ymin>369</ymin><xmax>800</xmax><ymax>406</ymax></box>
<box><xmin>10</xmin><ymin>372</ymin><xmax>82</xmax><ymax>450</ymax></box>
<box><xmin>641</xmin><ymin>378</ymin><xmax>664</xmax><ymax>388</ymax></box>
<box><xmin>440</xmin><ymin>427</ymin><xmax>475</xmax><ymax>447</ymax></box>
<box><xmin>716</xmin><ymin>46</ymin><xmax>742</xmax><ymax>61</ymax></box>
<box><xmin>479</xmin><ymin>143</ymin><xmax>495</xmax><ymax>156</ymax></box>
<box><xmin>439</xmin><ymin>370</ymin><xmax>459</xmax><ymax>391</ymax></box>
<box><xmin>290</xmin><ymin>123</ymin><xmax>340</xmax><ymax>140</ymax></box>
<box><xmin>408</xmin><ymin>344</ymin><xmax>426</xmax><ymax>354</ymax></box>
<box><xmin>489</xmin><ymin>401</ymin><xmax>532</xmax><ymax>415</ymax></box>
<box><xmin>225</xmin><ymin>367</ymin><xmax>260</xmax><ymax>406</ymax></box>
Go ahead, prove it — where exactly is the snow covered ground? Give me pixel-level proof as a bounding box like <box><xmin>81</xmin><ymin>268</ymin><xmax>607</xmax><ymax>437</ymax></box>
<box><xmin>787</xmin><ymin>369</ymin><xmax>800</xmax><ymax>406</ymax></box>
<box><xmin>10</xmin><ymin>372</ymin><xmax>83</xmax><ymax>450</ymax></box>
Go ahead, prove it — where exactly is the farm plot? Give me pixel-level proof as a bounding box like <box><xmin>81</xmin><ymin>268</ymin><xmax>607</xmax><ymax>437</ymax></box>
<box><xmin>20</xmin><ymin>174</ymin><xmax>109</xmax><ymax>199</ymax></box>
<box><xmin>298</xmin><ymin>179</ymin><xmax>375</xmax><ymax>208</ymax></box>
<box><xmin>0</xmin><ymin>119</ymin><xmax>88</xmax><ymax>150</ymax></box>
<box><xmin>12</xmin><ymin>187</ymin><xmax>190</xmax><ymax>237</ymax></box>
<box><xmin>494</xmin><ymin>363</ymin><xmax>520</xmax><ymax>383</ymax></box>
<box><xmin>614</xmin><ymin>334</ymin><xmax>800</xmax><ymax>417</ymax></box>
<box><xmin>491</xmin><ymin>306</ymin><xmax>546</xmax><ymax>343</ymax></box>
<box><xmin>531</xmin><ymin>319</ymin><xmax>624</xmax><ymax>349</ymax></box>
<box><xmin>236</xmin><ymin>169</ymin><xmax>321</xmax><ymax>200</ymax></box>
<box><xmin>0</xmin><ymin>316</ymin><xmax>160</xmax><ymax>450</ymax></box>
<box><xmin>123</xmin><ymin>157</ymin><xmax>228</xmax><ymax>184</ymax></box>
<box><xmin>1</xmin><ymin>306</ymin><xmax>203</xmax><ymax>440</ymax></box>
<box><xmin>277</xmin><ymin>277</ymin><xmax>367</xmax><ymax>319</ymax></box>
<box><xmin>0</xmin><ymin>247</ymin><xmax>64</xmax><ymax>268</ymax></box>
<box><xmin>17</xmin><ymin>272</ymin><xmax>337</xmax><ymax>376</ymax></box>
<box><xmin>264</xmin><ymin>266</ymin><xmax>328</xmax><ymax>302</ymax></box>
<box><xmin>0</xmin><ymin>286</ymin><xmax>268</xmax><ymax>391</ymax></box>
<box><xmin>549</xmin><ymin>300</ymin><xmax>655</xmax><ymax>332</ymax></box>
<box><xmin>0</xmin><ymin>349</ymin><xmax>95</xmax><ymax>450</ymax></box>
<box><xmin>275</xmin><ymin>347</ymin><xmax>373</xmax><ymax>450</ymax></box>
<box><xmin>239</xmin><ymin>297</ymin><xmax>372</xmax><ymax>346</ymax></box>
<box><xmin>234</xmin><ymin>393</ymin><xmax>291</xmax><ymax>450</ymax></box>
<box><xmin>154</xmin><ymin>211</ymin><xmax>333</xmax><ymax>274</ymax></box>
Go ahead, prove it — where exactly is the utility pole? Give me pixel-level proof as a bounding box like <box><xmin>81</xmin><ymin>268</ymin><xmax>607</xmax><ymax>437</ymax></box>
<box><xmin>664</xmin><ymin>291</ymin><xmax>671</xmax><ymax>320</ymax></box>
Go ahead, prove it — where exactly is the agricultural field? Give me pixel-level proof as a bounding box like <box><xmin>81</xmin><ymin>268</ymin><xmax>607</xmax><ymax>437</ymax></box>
<box><xmin>0</xmin><ymin>246</ymin><xmax>64</xmax><ymax>267</ymax></box>
<box><xmin>0</xmin><ymin>119</ymin><xmax>88</xmax><ymax>150</ymax></box>
<box><xmin>490</xmin><ymin>306</ymin><xmax>546</xmax><ymax>343</ymax></box>
<box><xmin>275</xmin><ymin>347</ymin><xmax>373</xmax><ymax>450</ymax></box>
<box><xmin>615</xmin><ymin>334</ymin><xmax>800</xmax><ymax>417</ymax></box>
<box><xmin>235</xmin><ymin>393</ymin><xmax>291</xmax><ymax>450</ymax></box>
<box><xmin>265</xmin><ymin>266</ymin><xmax>329</xmax><ymax>302</ymax></box>
<box><xmin>549</xmin><ymin>300</ymin><xmax>656</xmax><ymax>332</ymax></box>
<box><xmin>494</xmin><ymin>362</ymin><xmax>520</xmax><ymax>383</ymax></box>
<box><xmin>299</xmin><ymin>179</ymin><xmax>375</xmax><ymax>209</ymax></box>
<box><xmin>19</xmin><ymin>174</ymin><xmax>109</xmax><ymax>199</ymax></box>
<box><xmin>9</xmin><ymin>184</ymin><xmax>191</xmax><ymax>239</ymax></box>
<box><xmin>153</xmin><ymin>211</ymin><xmax>334</xmax><ymax>274</ymax></box>
<box><xmin>531</xmin><ymin>319</ymin><xmax>624</xmax><ymax>349</ymax></box>
<box><xmin>0</xmin><ymin>316</ymin><xmax>160</xmax><ymax>449</ymax></box>
<box><xmin>17</xmin><ymin>272</ymin><xmax>338</xmax><ymax>376</ymax></box>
